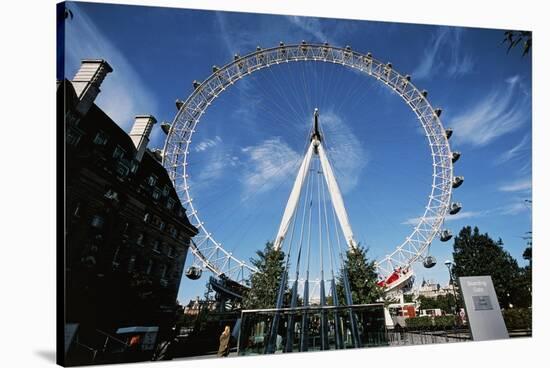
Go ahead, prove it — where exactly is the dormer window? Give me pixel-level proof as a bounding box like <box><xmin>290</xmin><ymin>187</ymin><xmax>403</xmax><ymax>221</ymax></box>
<box><xmin>136</xmin><ymin>233</ymin><xmax>144</xmax><ymax>246</ymax></box>
<box><xmin>152</xmin><ymin>240</ymin><xmax>160</xmax><ymax>253</ymax></box>
<box><xmin>159</xmin><ymin>221</ymin><xmax>166</xmax><ymax>231</ymax></box>
<box><xmin>152</xmin><ymin>189</ymin><xmax>161</xmax><ymax>200</ymax></box>
<box><xmin>147</xmin><ymin>175</ymin><xmax>157</xmax><ymax>186</ymax></box>
<box><xmin>93</xmin><ymin>131</ymin><xmax>108</xmax><ymax>145</ymax></box>
<box><xmin>162</xmin><ymin>184</ymin><xmax>170</xmax><ymax>196</ymax></box>
<box><xmin>113</xmin><ymin>145</ymin><xmax>126</xmax><ymax>160</ymax></box>
<box><xmin>143</xmin><ymin>213</ymin><xmax>151</xmax><ymax>223</ymax></box>
<box><xmin>104</xmin><ymin>189</ymin><xmax>119</xmax><ymax>201</ymax></box>
<box><xmin>166</xmin><ymin>198</ymin><xmax>175</xmax><ymax>210</ymax></box>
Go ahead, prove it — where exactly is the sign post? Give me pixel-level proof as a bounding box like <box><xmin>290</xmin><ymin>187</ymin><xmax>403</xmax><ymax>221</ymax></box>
<box><xmin>458</xmin><ymin>276</ymin><xmax>509</xmax><ymax>341</ymax></box>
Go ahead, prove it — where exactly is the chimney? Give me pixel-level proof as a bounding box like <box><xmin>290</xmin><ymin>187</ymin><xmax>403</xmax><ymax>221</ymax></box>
<box><xmin>130</xmin><ymin>115</ymin><xmax>157</xmax><ymax>162</ymax></box>
<box><xmin>71</xmin><ymin>59</ymin><xmax>113</xmax><ymax>116</ymax></box>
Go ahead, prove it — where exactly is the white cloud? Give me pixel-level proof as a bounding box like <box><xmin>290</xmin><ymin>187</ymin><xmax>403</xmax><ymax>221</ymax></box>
<box><xmin>317</xmin><ymin>110</ymin><xmax>368</xmax><ymax>193</ymax></box>
<box><xmin>495</xmin><ymin>134</ymin><xmax>530</xmax><ymax>165</ymax></box>
<box><xmin>65</xmin><ymin>4</ymin><xmax>158</xmax><ymax>131</ymax></box>
<box><xmin>401</xmin><ymin>211</ymin><xmax>483</xmax><ymax>226</ymax></box>
<box><xmin>241</xmin><ymin>137</ymin><xmax>301</xmax><ymax>195</ymax></box>
<box><xmin>448</xmin><ymin>76</ymin><xmax>528</xmax><ymax>146</ymax></box>
<box><xmin>498</xmin><ymin>178</ymin><xmax>532</xmax><ymax>192</ymax></box>
<box><xmin>413</xmin><ymin>27</ymin><xmax>474</xmax><ymax>80</ymax></box>
<box><xmin>194</xmin><ymin>136</ymin><xmax>222</xmax><ymax>152</ymax></box>
<box><xmin>286</xmin><ymin>16</ymin><xmax>329</xmax><ymax>43</ymax></box>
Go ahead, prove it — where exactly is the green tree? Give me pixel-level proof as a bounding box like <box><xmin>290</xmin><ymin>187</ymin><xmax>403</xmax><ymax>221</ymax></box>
<box><xmin>452</xmin><ymin>226</ymin><xmax>530</xmax><ymax>309</ymax></box>
<box><xmin>242</xmin><ymin>241</ymin><xmax>288</xmax><ymax>309</ymax></box>
<box><xmin>503</xmin><ymin>30</ymin><xmax>532</xmax><ymax>57</ymax></box>
<box><xmin>336</xmin><ymin>244</ymin><xmax>383</xmax><ymax>304</ymax></box>
<box><xmin>417</xmin><ymin>294</ymin><xmax>456</xmax><ymax>314</ymax></box>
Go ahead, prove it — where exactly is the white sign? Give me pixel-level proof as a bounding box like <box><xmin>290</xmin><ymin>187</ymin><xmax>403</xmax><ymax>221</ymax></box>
<box><xmin>458</xmin><ymin>276</ymin><xmax>509</xmax><ymax>341</ymax></box>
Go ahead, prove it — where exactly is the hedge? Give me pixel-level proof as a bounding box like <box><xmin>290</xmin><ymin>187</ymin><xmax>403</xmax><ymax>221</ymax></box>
<box><xmin>405</xmin><ymin>315</ymin><xmax>456</xmax><ymax>330</ymax></box>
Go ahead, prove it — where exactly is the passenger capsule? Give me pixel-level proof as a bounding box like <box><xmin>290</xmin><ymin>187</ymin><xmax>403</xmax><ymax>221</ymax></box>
<box><xmin>256</xmin><ymin>45</ymin><xmax>262</xmax><ymax>51</ymax></box>
<box><xmin>185</xmin><ymin>266</ymin><xmax>202</xmax><ymax>280</ymax></box>
<box><xmin>405</xmin><ymin>75</ymin><xmax>411</xmax><ymax>81</ymax></box>
<box><xmin>452</xmin><ymin>151</ymin><xmax>461</xmax><ymax>163</ymax></box>
<box><xmin>445</xmin><ymin>128</ymin><xmax>453</xmax><ymax>139</ymax></box>
<box><xmin>440</xmin><ymin>229</ymin><xmax>453</xmax><ymax>242</ymax></box>
<box><xmin>434</xmin><ymin>108</ymin><xmax>442</xmax><ymax>117</ymax></box>
<box><xmin>423</xmin><ymin>256</ymin><xmax>437</xmax><ymax>269</ymax></box>
<box><xmin>421</xmin><ymin>90</ymin><xmax>428</xmax><ymax>98</ymax></box>
<box><xmin>192</xmin><ymin>80</ymin><xmax>201</xmax><ymax>89</ymax></box>
<box><xmin>175</xmin><ymin>99</ymin><xmax>184</xmax><ymax>111</ymax></box>
<box><xmin>212</xmin><ymin>65</ymin><xmax>220</xmax><ymax>73</ymax></box>
<box><xmin>449</xmin><ymin>202</ymin><xmax>462</xmax><ymax>215</ymax></box>
<box><xmin>452</xmin><ymin>176</ymin><xmax>464</xmax><ymax>188</ymax></box>
<box><xmin>160</xmin><ymin>122</ymin><xmax>171</xmax><ymax>135</ymax></box>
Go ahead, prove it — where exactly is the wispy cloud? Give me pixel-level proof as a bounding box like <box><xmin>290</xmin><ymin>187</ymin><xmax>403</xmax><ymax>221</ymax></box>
<box><xmin>401</xmin><ymin>197</ymin><xmax>531</xmax><ymax>225</ymax></box>
<box><xmin>241</xmin><ymin>137</ymin><xmax>301</xmax><ymax>195</ymax></box>
<box><xmin>413</xmin><ymin>27</ymin><xmax>474</xmax><ymax>80</ymax></box>
<box><xmin>194</xmin><ymin>136</ymin><xmax>222</xmax><ymax>152</ymax></box>
<box><xmin>401</xmin><ymin>211</ymin><xmax>483</xmax><ymax>226</ymax></box>
<box><xmin>65</xmin><ymin>4</ymin><xmax>158</xmax><ymax>131</ymax></box>
<box><xmin>494</xmin><ymin>134</ymin><xmax>530</xmax><ymax>165</ymax></box>
<box><xmin>286</xmin><ymin>16</ymin><xmax>330</xmax><ymax>43</ymax></box>
<box><xmin>498</xmin><ymin>178</ymin><xmax>532</xmax><ymax>192</ymax></box>
<box><xmin>318</xmin><ymin>110</ymin><xmax>368</xmax><ymax>193</ymax></box>
<box><xmin>448</xmin><ymin>76</ymin><xmax>529</xmax><ymax>146</ymax></box>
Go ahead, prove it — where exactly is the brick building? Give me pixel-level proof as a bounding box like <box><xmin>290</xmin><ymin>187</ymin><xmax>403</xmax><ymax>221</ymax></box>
<box><xmin>60</xmin><ymin>59</ymin><xmax>198</xmax><ymax>365</ymax></box>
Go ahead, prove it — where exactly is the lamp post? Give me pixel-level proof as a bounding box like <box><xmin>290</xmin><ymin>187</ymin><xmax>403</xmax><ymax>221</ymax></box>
<box><xmin>444</xmin><ymin>260</ymin><xmax>459</xmax><ymax>315</ymax></box>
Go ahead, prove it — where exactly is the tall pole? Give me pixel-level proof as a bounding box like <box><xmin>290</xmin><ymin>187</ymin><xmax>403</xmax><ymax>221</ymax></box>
<box><xmin>445</xmin><ymin>260</ymin><xmax>459</xmax><ymax>320</ymax></box>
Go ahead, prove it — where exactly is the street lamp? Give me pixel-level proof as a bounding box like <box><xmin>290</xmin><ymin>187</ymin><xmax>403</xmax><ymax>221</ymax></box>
<box><xmin>444</xmin><ymin>260</ymin><xmax>459</xmax><ymax>315</ymax></box>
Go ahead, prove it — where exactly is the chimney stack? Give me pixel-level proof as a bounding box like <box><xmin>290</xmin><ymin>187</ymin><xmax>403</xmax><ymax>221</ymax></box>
<box><xmin>71</xmin><ymin>59</ymin><xmax>113</xmax><ymax>116</ymax></box>
<box><xmin>130</xmin><ymin>115</ymin><xmax>157</xmax><ymax>162</ymax></box>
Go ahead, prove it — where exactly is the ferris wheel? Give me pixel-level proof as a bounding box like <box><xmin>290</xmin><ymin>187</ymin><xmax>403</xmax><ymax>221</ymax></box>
<box><xmin>161</xmin><ymin>42</ymin><xmax>464</xmax><ymax>294</ymax></box>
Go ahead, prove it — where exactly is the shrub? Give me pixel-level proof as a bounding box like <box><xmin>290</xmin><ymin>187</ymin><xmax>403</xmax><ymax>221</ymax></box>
<box><xmin>502</xmin><ymin>308</ymin><xmax>532</xmax><ymax>330</ymax></box>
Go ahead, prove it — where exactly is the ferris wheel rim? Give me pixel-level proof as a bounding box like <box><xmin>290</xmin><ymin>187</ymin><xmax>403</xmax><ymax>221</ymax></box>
<box><xmin>162</xmin><ymin>42</ymin><xmax>454</xmax><ymax>286</ymax></box>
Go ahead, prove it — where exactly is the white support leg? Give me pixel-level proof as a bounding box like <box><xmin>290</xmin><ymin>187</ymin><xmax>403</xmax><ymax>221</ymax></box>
<box><xmin>317</xmin><ymin>143</ymin><xmax>358</xmax><ymax>249</ymax></box>
<box><xmin>273</xmin><ymin>142</ymin><xmax>315</xmax><ymax>250</ymax></box>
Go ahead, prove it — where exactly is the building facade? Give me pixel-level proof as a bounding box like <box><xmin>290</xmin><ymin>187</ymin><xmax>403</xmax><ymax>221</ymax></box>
<box><xmin>60</xmin><ymin>59</ymin><xmax>198</xmax><ymax>365</ymax></box>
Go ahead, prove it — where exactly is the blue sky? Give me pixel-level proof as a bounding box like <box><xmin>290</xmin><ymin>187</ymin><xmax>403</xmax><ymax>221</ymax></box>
<box><xmin>63</xmin><ymin>1</ymin><xmax>532</xmax><ymax>304</ymax></box>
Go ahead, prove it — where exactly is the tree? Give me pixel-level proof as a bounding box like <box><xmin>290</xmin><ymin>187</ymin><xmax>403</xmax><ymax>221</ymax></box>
<box><xmin>452</xmin><ymin>226</ymin><xmax>531</xmax><ymax>309</ymax></box>
<box><xmin>417</xmin><ymin>294</ymin><xmax>456</xmax><ymax>314</ymax></box>
<box><xmin>503</xmin><ymin>30</ymin><xmax>532</xmax><ymax>57</ymax></box>
<box><xmin>242</xmin><ymin>241</ymin><xmax>288</xmax><ymax>309</ymax></box>
<box><xmin>336</xmin><ymin>244</ymin><xmax>383</xmax><ymax>304</ymax></box>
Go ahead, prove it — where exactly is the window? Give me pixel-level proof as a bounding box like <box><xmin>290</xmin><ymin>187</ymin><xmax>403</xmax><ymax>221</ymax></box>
<box><xmin>152</xmin><ymin>189</ymin><xmax>161</xmax><ymax>201</ymax></box>
<box><xmin>143</xmin><ymin>213</ymin><xmax>151</xmax><ymax>223</ymax></box>
<box><xmin>152</xmin><ymin>240</ymin><xmax>160</xmax><ymax>253</ymax></box>
<box><xmin>167</xmin><ymin>246</ymin><xmax>175</xmax><ymax>258</ymax></box>
<box><xmin>162</xmin><ymin>185</ymin><xmax>170</xmax><ymax>196</ymax></box>
<box><xmin>128</xmin><ymin>255</ymin><xmax>136</xmax><ymax>272</ymax></box>
<box><xmin>73</xmin><ymin>202</ymin><xmax>81</xmax><ymax>217</ymax></box>
<box><xmin>116</xmin><ymin>162</ymin><xmax>129</xmax><ymax>177</ymax></box>
<box><xmin>136</xmin><ymin>233</ymin><xmax>144</xmax><ymax>246</ymax></box>
<box><xmin>93</xmin><ymin>131</ymin><xmax>108</xmax><ymax>145</ymax></box>
<box><xmin>159</xmin><ymin>221</ymin><xmax>166</xmax><ymax>231</ymax></box>
<box><xmin>130</xmin><ymin>160</ymin><xmax>139</xmax><ymax>174</ymax></box>
<box><xmin>91</xmin><ymin>215</ymin><xmax>104</xmax><ymax>229</ymax></box>
<box><xmin>113</xmin><ymin>145</ymin><xmax>126</xmax><ymax>159</ymax></box>
<box><xmin>104</xmin><ymin>189</ymin><xmax>119</xmax><ymax>201</ymax></box>
<box><xmin>159</xmin><ymin>264</ymin><xmax>168</xmax><ymax>279</ymax></box>
<box><xmin>146</xmin><ymin>175</ymin><xmax>157</xmax><ymax>186</ymax></box>
<box><xmin>112</xmin><ymin>246</ymin><xmax>120</xmax><ymax>268</ymax></box>
<box><xmin>169</xmin><ymin>226</ymin><xmax>178</xmax><ymax>238</ymax></box>
<box><xmin>145</xmin><ymin>259</ymin><xmax>154</xmax><ymax>275</ymax></box>
<box><xmin>67</xmin><ymin>128</ymin><xmax>82</xmax><ymax>146</ymax></box>
<box><xmin>166</xmin><ymin>198</ymin><xmax>175</xmax><ymax>210</ymax></box>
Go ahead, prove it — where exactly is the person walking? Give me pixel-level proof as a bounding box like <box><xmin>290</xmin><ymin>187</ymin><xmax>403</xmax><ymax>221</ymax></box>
<box><xmin>217</xmin><ymin>326</ymin><xmax>231</xmax><ymax>357</ymax></box>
